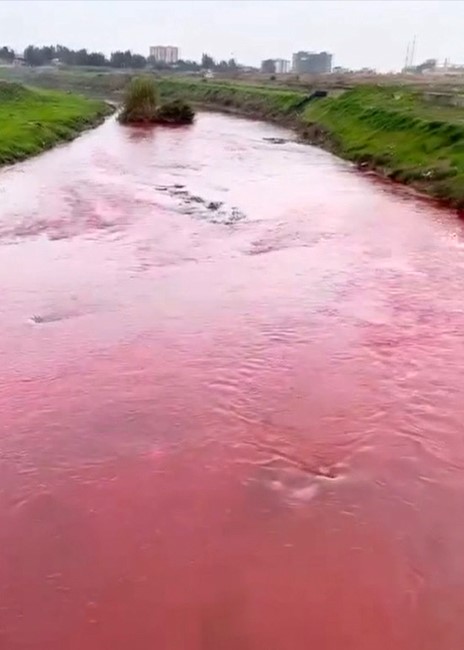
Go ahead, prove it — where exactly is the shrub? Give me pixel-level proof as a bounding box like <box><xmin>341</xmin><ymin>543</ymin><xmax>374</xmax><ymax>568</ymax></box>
<box><xmin>155</xmin><ymin>99</ymin><xmax>195</xmax><ymax>125</ymax></box>
<box><xmin>118</xmin><ymin>76</ymin><xmax>158</xmax><ymax>123</ymax></box>
<box><xmin>119</xmin><ymin>78</ymin><xmax>195</xmax><ymax>125</ymax></box>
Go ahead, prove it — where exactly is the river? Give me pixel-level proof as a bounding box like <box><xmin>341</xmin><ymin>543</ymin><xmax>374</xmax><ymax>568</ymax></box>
<box><xmin>1</xmin><ymin>113</ymin><xmax>464</xmax><ymax>649</ymax></box>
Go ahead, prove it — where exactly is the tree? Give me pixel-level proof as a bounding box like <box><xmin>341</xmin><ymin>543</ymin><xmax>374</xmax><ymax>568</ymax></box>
<box><xmin>86</xmin><ymin>52</ymin><xmax>108</xmax><ymax>67</ymax></box>
<box><xmin>201</xmin><ymin>53</ymin><xmax>215</xmax><ymax>70</ymax></box>
<box><xmin>147</xmin><ymin>57</ymin><xmax>168</xmax><ymax>70</ymax></box>
<box><xmin>110</xmin><ymin>51</ymin><xmax>126</xmax><ymax>68</ymax></box>
<box><xmin>18</xmin><ymin>43</ymin><xmax>145</xmax><ymax>68</ymax></box>
<box><xmin>22</xmin><ymin>43</ymin><xmax>109</xmax><ymax>67</ymax></box>
<box><xmin>110</xmin><ymin>50</ymin><xmax>143</xmax><ymax>68</ymax></box>
<box><xmin>41</xmin><ymin>46</ymin><xmax>56</xmax><ymax>62</ymax></box>
<box><xmin>216</xmin><ymin>60</ymin><xmax>228</xmax><ymax>72</ymax></box>
<box><xmin>131</xmin><ymin>54</ymin><xmax>147</xmax><ymax>69</ymax></box>
<box><xmin>23</xmin><ymin>45</ymin><xmax>56</xmax><ymax>66</ymax></box>
<box><xmin>0</xmin><ymin>46</ymin><xmax>15</xmax><ymax>63</ymax></box>
<box><xmin>55</xmin><ymin>44</ymin><xmax>74</xmax><ymax>65</ymax></box>
<box><xmin>74</xmin><ymin>49</ymin><xmax>89</xmax><ymax>65</ymax></box>
<box><xmin>24</xmin><ymin>45</ymin><xmax>49</xmax><ymax>66</ymax></box>
<box><xmin>174</xmin><ymin>59</ymin><xmax>200</xmax><ymax>72</ymax></box>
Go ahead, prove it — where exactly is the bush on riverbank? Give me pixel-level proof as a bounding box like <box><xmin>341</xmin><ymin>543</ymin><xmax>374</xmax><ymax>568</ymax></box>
<box><xmin>118</xmin><ymin>77</ymin><xmax>158</xmax><ymax>123</ymax></box>
<box><xmin>0</xmin><ymin>81</ymin><xmax>112</xmax><ymax>165</ymax></box>
<box><xmin>155</xmin><ymin>99</ymin><xmax>195</xmax><ymax>124</ymax></box>
<box><xmin>119</xmin><ymin>77</ymin><xmax>195</xmax><ymax>125</ymax></box>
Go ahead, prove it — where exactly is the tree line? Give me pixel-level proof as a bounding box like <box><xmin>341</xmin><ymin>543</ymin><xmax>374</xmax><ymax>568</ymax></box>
<box><xmin>21</xmin><ymin>45</ymin><xmax>148</xmax><ymax>68</ymax></box>
<box><xmin>0</xmin><ymin>44</ymin><xmax>239</xmax><ymax>72</ymax></box>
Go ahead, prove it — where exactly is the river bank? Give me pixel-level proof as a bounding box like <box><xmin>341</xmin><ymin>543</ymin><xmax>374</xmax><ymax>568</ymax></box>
<box><xmin>0</xmin><ymin>81</ymin><xmax>113</xmax><ymax>166</ymax></box>
<box><xmin>2</xmin><ymin>67</ymin><xmax>464</xmax><ymax>207</ymax></box>
<box><xmin>156</xmin><ymin>79</ymin><xmax>464</xmax><ymax>209</ymax></box>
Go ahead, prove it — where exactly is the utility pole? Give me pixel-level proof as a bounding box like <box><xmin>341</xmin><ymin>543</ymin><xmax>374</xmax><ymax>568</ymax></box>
<box><xmin>404</xmin><ymin>41</ymin><xmax>410</xmax><ymax>71</ymax></box>
<box><xmin>410</xmin><ymin>35</ymin><xmax>416</xmax><ymax>68</ymax></box>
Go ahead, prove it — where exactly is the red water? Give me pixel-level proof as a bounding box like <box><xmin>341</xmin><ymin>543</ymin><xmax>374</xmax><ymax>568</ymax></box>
<box><xmin>1</xmin><ymin>113</ymin><xmax>464</xmax><ymax>649</ymax></box>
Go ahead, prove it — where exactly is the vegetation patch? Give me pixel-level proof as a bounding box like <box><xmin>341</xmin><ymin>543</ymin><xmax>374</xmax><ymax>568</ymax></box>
<box><xmin>302</xmin><ymin>86</ymin><xmax>464</xmax><ymax>207</ymax></box>
<box><xmin>118</xmin><ymin>77</ymin><xmax>194</xmax><ymax>125</ymax></box>
<box><xmin>155</xmin><ymin>99</ymin><xmax>195</xmax><ymax>125</ymax></box>
<box><xmin>0</xmin><ymin>80</ymin><xmax>112</xmax><ymax>166</ymax></box>
<box><xmin>157</xmin><ymin>78</ymin><xmax>308</xmax><ymax>122</ymax></box>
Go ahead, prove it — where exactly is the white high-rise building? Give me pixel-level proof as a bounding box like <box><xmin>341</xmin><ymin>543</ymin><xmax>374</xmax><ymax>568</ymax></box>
<box><xmin>274</xmin><ymin>59</ymin><xmax>290</xmax><ymax>74</ymax></box>
<box><xmin>149</xmin><ymin>46</ymin><xmax>179</xmax><ymax>64</ymax></box>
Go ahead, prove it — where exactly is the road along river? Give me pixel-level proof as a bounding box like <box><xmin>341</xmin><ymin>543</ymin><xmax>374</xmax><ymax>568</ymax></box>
<box><xmin>1</xmin><ymin>113</ymin><xmax>464</xmax><ymax>649</ymax></box>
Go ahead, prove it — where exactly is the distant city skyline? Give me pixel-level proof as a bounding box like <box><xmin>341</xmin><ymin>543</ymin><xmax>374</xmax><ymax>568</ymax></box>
<box><xmin>0</xmin><ymin>0</ymin><xmax>463</xmax><ymax>72</ymax></box>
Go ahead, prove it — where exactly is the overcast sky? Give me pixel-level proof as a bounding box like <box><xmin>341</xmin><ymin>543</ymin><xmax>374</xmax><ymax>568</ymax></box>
<box><xmin>0</xmin><ymin>0</ymin><xmax>463</xmax><ymax>71</ymax></box>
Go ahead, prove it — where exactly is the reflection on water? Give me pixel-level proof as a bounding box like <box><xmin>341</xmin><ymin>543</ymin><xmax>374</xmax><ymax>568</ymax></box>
<box><xmin>1</xmin><ymin>113</ymin><xmax>464</xmax><ymax>649</ymax></box>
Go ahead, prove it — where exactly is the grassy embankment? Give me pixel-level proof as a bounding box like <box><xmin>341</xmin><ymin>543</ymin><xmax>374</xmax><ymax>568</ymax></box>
<box><xmin>304</xmin><ymin>86</ymin><xmax>464</xmax><ymax>207</ymax></box>
<box><xmin>157</xmin><ymin>78</ymin><xmax>308</xmax><ymax>123</ymax></box>
<box><xmin>0</xmin><ymin>67</ymin><xmax>131</xmax><ymax>99</ymax></box>
<box><xmin>0</xmin><ymin>81</ymin><xmax>112</xmax><ymax>165</ymax></box>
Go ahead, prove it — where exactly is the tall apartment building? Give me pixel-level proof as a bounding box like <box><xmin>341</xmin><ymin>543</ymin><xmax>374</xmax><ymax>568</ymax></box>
<box><xmin>292</xmin><ymin>51</ymin><xmax>332</xmax><ymax>74</ymax></box>
<box><xmin>149</xmin><ymin>46</ymin><xmax>179</xmax><ymax>64</ymax></box>
<box><xmin>274</xmin><ymin>59</ymin><xmax>290</xmax><ymax>74</ymax></box>
<box><xmin>261</xmin><ymin>58</ymin><xmax>290</xmax><ymax>74</ymax></box>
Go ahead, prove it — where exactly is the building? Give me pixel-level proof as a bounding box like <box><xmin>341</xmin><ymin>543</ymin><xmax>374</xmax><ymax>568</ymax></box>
<box><xmin>274</xmin><ymin>59</ymin><xmax>290</xmax><ymax>74</ymax></box>
<box><xmin>261</xmin><ymin>59</ymin><xmax>276</xmax><ymax>74</ymax></box>
<box><xmin>261</xmin><ymin>58</ymin><xmax>290</xmax><ymax>74</ymax></box>
<box><xmin>149</xmin><ymin>46</ymin><xmax>179</xmax><ymax>64</ymax></box>
<box><xmin>292</xmin><ymin>51</ymin><xmax>332</xmax><ymax>74</ymax></box>
<box><xmin>332</xmin><ymin>66</ymin><xmax>350</xmax><ymax>74</ymax></box>
<box><xmin>13</xmin><ymin>55</ymin><xmax>26</xmax><ymax>66</ymax></box>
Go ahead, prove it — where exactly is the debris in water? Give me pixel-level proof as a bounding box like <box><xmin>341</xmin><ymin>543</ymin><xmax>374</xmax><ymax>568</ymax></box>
<box><xmin>154</xmin><ymin>184</ymin><xmax>245</xmax><ymax>225</ymax></box>
<box><xmin>207</xmin><ymin>201</ymin><xmax>223</xmax><ymax>211</ymax></box>
<box><xmin>263</xmin><ymin>137</ymin><xmax>288</xmax><ymax>145</ymax></box>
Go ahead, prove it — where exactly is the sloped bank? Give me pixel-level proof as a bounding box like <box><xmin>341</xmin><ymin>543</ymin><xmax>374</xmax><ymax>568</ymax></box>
<box><xmin>0</xmin><ymin>81</ymin><xmax>113</xmax><ymax>166</ymax></box>
<box><xmin>303</xmin><ymin>86</ymin><xmax>464</xmax><ymax>208</ymax></box>
<box><xmin>157</xmin><ymin>78</ymin><xmax>308</xmax><ymax>125</ymax></box>
<box><xmin>158</xmin><ymin>79</ymin><xmax>464</xmax><ymax>209</ymax></box>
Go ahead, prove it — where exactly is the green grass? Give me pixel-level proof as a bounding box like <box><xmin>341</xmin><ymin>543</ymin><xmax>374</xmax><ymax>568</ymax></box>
<box><xmin>0</xmin><ymin>67</ymin><xmax>132</xmax><ymax>99</ymax></box>
<box><xmin>157</xmin><ymin>78</ymin><xmax>308</xmax><ymax>121</ymax></box>
<box><xmin>0</xmin><ymin>80</ymin><xmax>112</xmax><ymax>165</ymax></box>
<box><xmin>303</xmin><ymin>86</ymin><xmax>464</xmax><ymax>206</ymax></box>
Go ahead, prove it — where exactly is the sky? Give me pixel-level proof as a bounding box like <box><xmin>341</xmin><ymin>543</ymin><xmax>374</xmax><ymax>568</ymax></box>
<box><xmin>0</xmin><ymin>0</ymin><xmax>463</xmax><ymax>72</ymax></box>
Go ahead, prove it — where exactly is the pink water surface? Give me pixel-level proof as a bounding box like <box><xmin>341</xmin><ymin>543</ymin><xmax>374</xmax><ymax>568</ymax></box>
<box><xmin>1</xmin><ymin>113</ymin><xmax>464</xmax><ymax>649</ymax></box>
